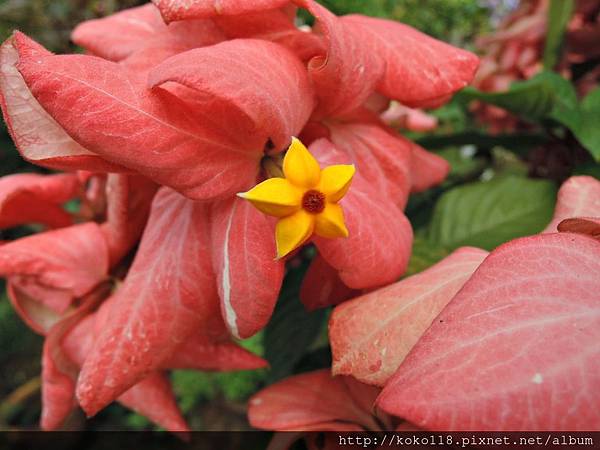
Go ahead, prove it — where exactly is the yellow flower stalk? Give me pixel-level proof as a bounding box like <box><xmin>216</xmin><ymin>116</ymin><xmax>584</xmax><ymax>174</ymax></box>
<box><xmin>238</xmin><ymin>138</ymin><xmax>355</xmax><ymax>258</ymax></box>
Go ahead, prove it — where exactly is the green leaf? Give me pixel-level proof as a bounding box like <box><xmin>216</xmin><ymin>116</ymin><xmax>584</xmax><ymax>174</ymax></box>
<box><xmin>405</xmin><ymin>236</ymin><xmax>451</xmax><ymax>277</ymax></box>
<box><xmin>571</xmin><ymin>87</ymin><xmax>600</xmax><ymax>160</ymax></box>
<box><xmin>458</xmin><ymin>72</ymin><xmax>577</xmax><ymax>122</ymax></box>
<box><xmin>428</xmin><ymin>176</ymin><xmax>557</xmax><ymax>251</ymax></box>
<box><xmin>574</xmin><ymin>162</ymin><xmax>600</xmax><ymax>180</ymax></box>
<box><xmin>437</xmin><ymin>147</ymin><xmax>487</xmax><ymax>181</ymax></box>
<box><xmin>543</xmin><ymin>0</ymin><xmax>574</xmax><ymax>70</ymax></box>
<box><xmin>416</xmin><ymin>132</ymin><xmax>548</xmax><ymax>153</ymax></box>
<box><xmin>263</xmin><ymin>262</ymin><xmax>327</xmax><ymax>384</ymax></box>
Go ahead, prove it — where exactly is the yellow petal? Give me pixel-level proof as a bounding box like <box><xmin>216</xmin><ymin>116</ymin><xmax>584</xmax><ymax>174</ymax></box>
<box><xmin>276</xmin><ymin>210</ymin><xmax>315</xmax><ymax>258</ymax></box>
<box><xmin>238</xmin><ymin>178</ymin><xmax>302</xmax><ymax>217</ymax></box>
<box><xmin>283</xmin><ymin>137</ymin><xmax>321</xmax><ymax>188</ymax></box>
<box><xmin>317</xmin><ymin>164</ymin><xmax>355</xmax><ymax>203</ymax></box>
<box><xmin>314</xmin><ymin>203</ymin><xmax>349</xmax><ymax>239</ymax></box>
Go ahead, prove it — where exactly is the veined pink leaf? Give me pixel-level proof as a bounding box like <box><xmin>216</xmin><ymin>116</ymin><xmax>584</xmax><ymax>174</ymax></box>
<box><xmin>310</xmin><ymin>139</ymin><xmax>413</xmax><ymax>289</ymax></box>
<box><xmin>148</xmin><ymin>38</ymin><xmax>315</xmax><ymax>153</ymax></box>
<box><xmin>60</xmin><ymin>312</ymin><xmax>190</xmax><ymax>432</ymax></box>
<box><xmin>558</xmin><ymin>217</ymin><xmax>600</xmax><ymax>240</ymax></box>
<box><xmin>100</xmin><ymin>174</ymin><xmax>157</xmax><ymax>266</ymax></box>
<box><xmin>166</xmin><ymin>331</ymin><xmax>268</xmax><ymax>371</ymax></box>
<box><xmin>73</xmin><ymin>4</ymin><xmax>223</xmax><ymax>59</ymax></box>
<box><xmin>41</xmin><ymin>285</ymin><xmax>109</xmax><ymax>430</ymax></box>
<box><xmin>213</xmin><ymin>8</ymin><xmax>325</xmax><ymax>62</ymax></box>
<box><xmin>71</xmin><ymin>4</ymin><xmax>169</xmax><ymax>61</ymax></box>
<box><xmin>293</xmin><ymin>0</ymin><xmax>385</xmax><ymax>118</ymax></box>
<box><xmin>378</xmin><ymin>233</ymin><xmax>600</xmax><ymax>431</ymax></box>
<box><xmin>117</xmin><ymin>373</ymin><xmax>190</xmax><ymax>432</ymax></box>
<box><xmin>327</xmin><ymin>123</ymin><xmax>413</xmax><ymax>209</ymax></box>
<box><xmin>543</xmin><ymin>176</ymin><xmax>600</xmax><ymax>233</ymax></box>
<box><xmin>76</xmin><ymin>188</ymin><xmax>221</xmax><ymax>416</ymax></box>
<box><xmin>300</xmin><ymin>254</ymin><xmax>357</xmax><ymax>311</ymax></box>
<box><xmin>248</xmin><ymin>369</ymin><xmax>381</xmax><ymax>431</ymax></box>
<box><xmin>152</xmin><ymin>0</ymin><xmax>289</xmax><ymax>23</ymax></box>
<box><xmin>0</xmin><ymin>173</ymin><xmax>78</xmax><ymax>229</ymax></box>
<box><xmin>17</xmin><ymin>37</ymin><xmax>312</xmax><ymax>199</ymax></box>
<box><xmin>342</xmin><ymin>15</ymin><xmax>479</xmax><ymax>108</ymax></box>
<box><xmin>409</xmin><ymin>141</ymin><xmax>451</xmax><ymax>193</ymax></box>
<box><xmin>73</xmin><ymin>4</ymin><xmax>225</xmax><ymax>70</ymax></box>
<box><xmin>381</xmin><ymin>103</ymin><xmax>439</xmax><ymax>132</ymax></box>
<box><xmin>210</xmin><ymin>198</ymin><xmax>284</xmax><ymax>339</ymax></box>
<box><xmin>329</xmin><ymin>247</ymin><xmax>488</xmax><ymax>387</ymax></box>
<box><xmin>0</xmin><ymin>33</ymin><xmax>124</xmax><ymax>172</ymax></box>
<box><xmin>7</xmin><ymin>281</ymin><xmax>70</xmax><ymax>334</ymax></box>
<box><xmin>0</xmin><ymin>222</ymin><xmax>110</xmax><ymax>303</ymax></box>
<box><xmin>41</xmin><ymin>336</ymin><xmax>77</xmax><ymax>430</ymax></box>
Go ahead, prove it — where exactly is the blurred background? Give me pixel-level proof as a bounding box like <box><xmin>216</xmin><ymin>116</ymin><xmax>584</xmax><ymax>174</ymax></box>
<box><xmin>0</xmin><ymin>0</ymin><xmax>598</xmax><ymax>436</ymax></box>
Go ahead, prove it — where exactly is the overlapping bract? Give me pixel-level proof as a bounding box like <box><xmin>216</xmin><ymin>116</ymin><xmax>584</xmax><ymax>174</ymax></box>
<box><xmin>0</xmin><ymin>0</ymin><xmax>480</xmax><ymax>428</ymax></box>
<box><xmin>327</xmin><ymin>175</ymin><xmax>600</xmax><ymax>431</ymax></box>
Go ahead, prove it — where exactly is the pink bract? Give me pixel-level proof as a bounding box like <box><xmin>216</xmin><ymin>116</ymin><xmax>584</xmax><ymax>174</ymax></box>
<box><xmin>0</xmin><ymin>0</ymin><xmax>480</xmax><ymax>428</ymax></box>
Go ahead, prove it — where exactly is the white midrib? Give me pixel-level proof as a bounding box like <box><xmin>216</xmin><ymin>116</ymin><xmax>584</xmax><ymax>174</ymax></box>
<box><xmin>222</xmin><ymin>203</ymin><xmax>239</xmax><ymax>338</ymax></box>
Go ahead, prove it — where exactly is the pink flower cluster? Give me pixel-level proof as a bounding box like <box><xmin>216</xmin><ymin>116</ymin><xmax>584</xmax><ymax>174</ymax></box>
<box><xmin>0</xmin><ymin>0</ymin><xmax>479</xmax><ymax>430</ymax></box>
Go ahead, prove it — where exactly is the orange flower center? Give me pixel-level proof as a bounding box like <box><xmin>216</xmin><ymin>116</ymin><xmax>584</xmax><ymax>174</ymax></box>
<box><xmin>302</xmin><ymin>190</ymin><xmax>326</xmax><ymax>214</ymax></box>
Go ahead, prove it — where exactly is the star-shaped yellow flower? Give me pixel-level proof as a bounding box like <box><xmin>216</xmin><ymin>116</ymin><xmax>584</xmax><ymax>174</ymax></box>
<box><xmin>238</xmin><ymin>138</ymin><xmax>355</xmax><ymax>259</ymax></box>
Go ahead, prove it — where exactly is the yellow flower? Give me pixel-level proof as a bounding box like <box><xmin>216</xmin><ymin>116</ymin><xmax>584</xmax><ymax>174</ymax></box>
<box><xmin>238</xmin><ymin>137</ymin><xmax>355</xmax><ymax>259</ymax></box>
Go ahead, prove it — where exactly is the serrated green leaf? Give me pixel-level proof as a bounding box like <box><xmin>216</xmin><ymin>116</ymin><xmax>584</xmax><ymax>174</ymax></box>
<box><xmin>543</xmin><ymin>0</ymin><xmax>574</xmax><ymax>70</ymax></box>
<box><xmin>428</xmin><ymin>176</ymin><xmax>557</xmax><ymax>251</ymax></box>
<box><xmin>263</xmin><ymin>263</ymin><xmax>326</xmax><ymax>384</ymax></box>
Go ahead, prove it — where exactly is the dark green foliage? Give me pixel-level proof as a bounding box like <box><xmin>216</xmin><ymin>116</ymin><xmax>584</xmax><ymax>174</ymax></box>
<box><xmin>315</xmin><ymin>0</ymin><xmax>491</xmax><ymax>44</ymax></box>
<box><xmin>263</xmin><ymin>260</ymin><xmax>327</xmax><ymax>384</ymax></box>
<box><xmin>428</xmin><ymin>175</ymin><xmax>557</xmax><ymax>251</ymax></box>
<box><xmin>543</xmin><ymin>0</ymin><xmax>574</xmax><ymax>70</ymax></box>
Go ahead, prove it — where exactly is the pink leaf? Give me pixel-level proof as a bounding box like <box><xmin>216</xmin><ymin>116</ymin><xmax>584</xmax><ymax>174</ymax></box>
<box><xmin>100</xmin><ymin>174</ymin><xmax>157</xmax><ymax>265</ymax></box>
<box><xmin>7</xmin><ymin>281</ymin><xmax>69</xmax><ymax>334</ymax></box>
<box><xmin>17</xmin><ymin>37</ymin><xmax>311</xmax><ymax>199</ymax></box>
<box><xmin>41</xmin><ymin>285</ymin><xmax>109</xmax><ymax>430</ymax></box>
<box><xmin>558</xmin><ymin>217</ymin><xmax>600</xmax><ymax>241</ymax></box>
<box><xmin>329</xmin><ymin>247</ymin><xmax>487</xmax><ymax>387</ymax></box>
<box><xmin>0</xmin><ymin>173</ymin><xmax>78</xmax><ymax>229</ymax></box>
<box><xmin>248</xmin><ymin>369</ymin><xmax>380</xmax><ymax>431</ymax></box>
<box><xmin>0</xmin><ymin>222</ymin><xmax>110</xmax><ymax>310</ymax></box>
<box><xmin>72</xmin><ymin>4</ymin><xmax>225</xmax><ymax>73</ymax></box>
<box><xmin>152</xmin><ymin>0</ymin><xmax>289</xmax><ymax>22</ymax></box>
<box><xmin>148</xmin><ymin>38</ymin><xmax>315</xmax><ymax>153</ymax></box>
<box><xmin>166</xmin><ymin>331</ymin><xmax>268</xmax><ymax>371</ymax></box>
<box><xmin>310</xmin><ymin>139</ymin><xmax>413</xmax><ymax>289</ymax></box>
<box><xmin>76</xmin><ymin>188</ymin><xmax>221</xmax><ymax>416</ymax></box>
<box><xmin>71</xmin><ymin>4</ymin><xmax>170</xmax><ymax>61</ymax></box>
<box><xmin>293</xmin><ymin>0</ymin><xmax>385</xmax><ymax>118</ymax></box>
<box><xmin>327</xmin><ymin>123</ymin><xmax>413</xmax><ymax>208</ymax></box>
<box><xmin>213</xmin><ymin>8</ymin><xmax>325</xmax><ymax>62</ymax></box>
<box><xmin>118</xmin><ymin>373</ymin><xmax>190</xmax><ymax>432</ymax></box>
<box><xmin>342</xmin><ymin>15</ymin><xmax>479</xmax><ymax>108</ymax></box>
<box><xmin>62</xmin><ymin>312</ymin><xmax>190</xmax><ymax>432</ymax></box>
<box><xmin>409</xmin><ymin>142</ymin><xmax>451</xmax><ymax>193</ymax></box>
<box><xmin>41</xmin><ymin>337</ymin><xmax>77</xmax><ymax>430</ymax></box>
<box><xmin>210</xmin><ymin>198</ymin><xmax>284</xmax><ymax>339</ymax></box>
<box><xmin>300</xmin><ymin>254</ymin><xmax>357</xmax><ymax>311</ymax></box>
<box><xmin>72</xmin><ymin>4</ymin><xmax>225</xmax><ymax>67</ymax></box>
<box><xmin>543</xmin><ymin>176</ymin><xmax>600</xmax><ymax>233</ymax></box>
<box><xmin>381</xmin><ymin>103</ymin><xmax>439</xmax><ymax>132</ymax></box>
<box><xmin>0</xmin><ymin>33</ymin><xmax>124</xmax><ymax>172</ymax></box>
<box><xmin>378</xmin><ymin>233</ymin><xmax>600</xmax><ymax>431</ymax></box>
